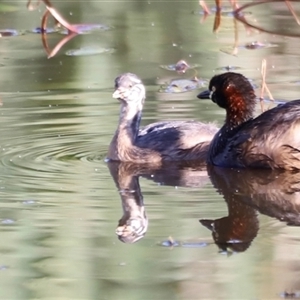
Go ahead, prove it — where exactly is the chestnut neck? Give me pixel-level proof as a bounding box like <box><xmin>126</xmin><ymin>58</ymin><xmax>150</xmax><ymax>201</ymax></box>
<box><xmin>209</xmin><ymin>84</ymin><xmax>256</xmax><ymax>161</ymax></box>
<box><xmin>223</xmin><ymin>86</ymin><xmax>256</xmax><ymax>130</ymax></box>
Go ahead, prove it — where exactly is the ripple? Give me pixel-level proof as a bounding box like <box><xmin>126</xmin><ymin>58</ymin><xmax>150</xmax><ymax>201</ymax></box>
<box><xmin>0</xmin><ymin>133</ymin><xmax>105</xmax><ymax>175</ymax></box>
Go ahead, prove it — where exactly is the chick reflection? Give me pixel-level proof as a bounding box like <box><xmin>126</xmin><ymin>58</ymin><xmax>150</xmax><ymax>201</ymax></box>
<box><xmin>108</xmin><ymin>161</ymin><xmax>149</xmax><ymax>244</ymax></box>
<box><xmin>107</xmin><ymin>161</ymin><xmax>210</xmax><ymax>244</ymax></box>
<box><xmin>201</xmin><ymin>166</ymin><xmax>300</xmax><ymax>253</ymax></box>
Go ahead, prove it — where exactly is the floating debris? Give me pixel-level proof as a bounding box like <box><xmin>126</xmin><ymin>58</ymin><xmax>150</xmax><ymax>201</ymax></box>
<box><xmin>244</xmin><ymin>41</ymin><xmax>278</xmax><ymax>50</ymax></box>
<box><xmin>215</xmin><ymin>65</ymin><xmax>241</xmax><ymax>71</ymax></box>
<box><xmin>65</xmin><ymin>47</ymin><xmax>115</xmax><ymax>57</ymax></box>
<box><xmin>32</xmin><ymin>27</ymin><xmax>58</xmax><ymax>34</ymax></box>
<box><xmin>0</xmin><ymin>29</ymin><xmax>22</xmax><ymax>37</ymax></box>
<box><xmin>161</xmin><ymin>236</ymin><xmax>208</xmax><ymax>248</ymax></box>
<box><xmin>220</xmin><ymin>41</ymin><xmax>278</xmax><ymax>55</ymax></box>
<box><xmin>60</xmin><ymin>23</ymin><xmax>111</xmax><ymax>35</ymax></box>
<box><xmin>159</xmin><ymin>78</ymin><xmax>206</xmax><ymax>93</ymax></box>
<box><xmin>161</xmin><ymin>236</ymin><xmax>180</xmax><ymax>247</ymax></box>
<box><xmin>160</xmin><ymin>60</ymin><xmax>200</xmax><ymax>74</ymax></box>
<box><xmin>280</xmin><ymin>291</ymin><xmax>300</xmax><ymax>298</ymax></box>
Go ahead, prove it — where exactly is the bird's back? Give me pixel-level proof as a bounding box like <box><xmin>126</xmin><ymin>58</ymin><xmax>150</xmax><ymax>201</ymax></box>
<box><xmin>210</xmin><ymin>100</ymin><xmax>300</xmax><ymax>170</ymax></box>
<box><xmin>137</xmin><ymin>120</ymin><xmax>219</xmax><ymax>161</ymax></box>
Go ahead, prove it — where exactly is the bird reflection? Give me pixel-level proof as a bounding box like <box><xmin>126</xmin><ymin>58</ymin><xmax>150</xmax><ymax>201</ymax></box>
<box><xmin>201</xmin><ymin>166</ymin><xmax>300</xmax><ymax>253</ymax></box>
<box><xmin>107</xmin><ymin>161</ymin><xmax>150</xmax><ymax>244</ymax></box>
<box><xmin>107</xmin><ymin>160</ymin><xmax>209</xmax><ymax>243</ymax></box>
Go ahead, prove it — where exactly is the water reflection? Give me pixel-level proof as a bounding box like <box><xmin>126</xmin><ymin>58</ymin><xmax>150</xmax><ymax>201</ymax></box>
<box><xmin>108</xmin><ymin>161</ymin><xmax>149</xmax><ymax>244</ymax></box>
<box><xmin>108</xmin><ymin>158</ymin><xmax>300</xmax><ymax>250</ymax></box>
<box><xmin>201</xmin><ymin>166</ymin><xmax>300</xmax><ymax>253</ymax></box>
<box><xmin>108</xmin><ymin>160</ymin><xmax>210</xmax><ymax>243</ymax></box>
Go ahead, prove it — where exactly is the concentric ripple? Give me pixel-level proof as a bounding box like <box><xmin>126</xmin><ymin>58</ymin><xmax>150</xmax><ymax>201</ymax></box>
<box><xmin>0</xmin><ymin>92</ymin><xmax>113</xmax><ymax>193</ymax></box>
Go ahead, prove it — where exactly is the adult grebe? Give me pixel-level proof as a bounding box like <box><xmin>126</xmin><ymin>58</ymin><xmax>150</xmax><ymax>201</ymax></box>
<box><xmin>198</xmin><ymin>72</ymin><xmax>300</xmax><ymax>170</ymax></box>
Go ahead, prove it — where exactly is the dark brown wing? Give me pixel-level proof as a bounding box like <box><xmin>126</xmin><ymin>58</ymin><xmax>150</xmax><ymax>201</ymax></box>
<box><xmin>137</xmin><ymin>120</ymin><xmax>219</xmax><ymax>160</ymax></box>
<box><xmin>211</xmin><ymin>100</ymin><xmax>300</xmax><ymax>170</ymax></box>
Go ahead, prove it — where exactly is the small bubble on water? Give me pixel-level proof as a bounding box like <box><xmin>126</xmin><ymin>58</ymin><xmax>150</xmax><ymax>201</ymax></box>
<box><xmin>22</xmin><ymin>200</ymin><xmax>35</xmax><ymax>205</ymax></box>
<box><xmin>151</xmin><ymin>22</ymin><xmax>155</xmax><ymax>26</ymax></box>
<box><xmin>172</xmin><ymin>43</ymin><xmax>178</xmax><ymax>47</ymax></box>
<box><xmin>69</xmin><ymin>11</ymin><xmax>73</xmax><ymax>15</ymax></box>
<box><xmin>49</xmin><ymin>105</ymin><xmax>52</xmax><ymax>107</ymax></box>
<box><xmin>119</xmin><ymin>262</ymin><xmax>126</xmax><ymax>266</ymax></box>
<box><xmin>2</xmin><ymin>219</ymin><xmax>14</xmax><ymax>225</ymax></box>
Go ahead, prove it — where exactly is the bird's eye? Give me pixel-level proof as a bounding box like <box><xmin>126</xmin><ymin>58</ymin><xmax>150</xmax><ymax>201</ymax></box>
<box><xmin>128</xmin><ymin>84</ymin><xmax>133</xmax><ymax>88</ymax></box>
<box><xmin>209</xmin><ymin>86</ymin><xmax>216</xmax><ymax>99</ymax></box>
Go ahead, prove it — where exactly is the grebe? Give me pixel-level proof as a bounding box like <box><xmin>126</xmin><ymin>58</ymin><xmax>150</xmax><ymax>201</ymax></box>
<box><xmin>198</xmin><ymin>72</ymin><xmax>300</xmax><ymax>170</ymax></box>
<box><xmin>107</xmin><ymin>73</ymin><xmax>218</xmax><ymax>163</ymax></box>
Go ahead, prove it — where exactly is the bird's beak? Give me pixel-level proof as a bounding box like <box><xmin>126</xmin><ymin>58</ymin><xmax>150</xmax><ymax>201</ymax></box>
<box><xmin>197</xmin><ymin>89</ymin><xmax>211</xmax><ymax>99</ymax></box>
<box><xmin>112</xmin><ymin>88</ymin><xmax>125</xmax><ymax>99</ymax></box>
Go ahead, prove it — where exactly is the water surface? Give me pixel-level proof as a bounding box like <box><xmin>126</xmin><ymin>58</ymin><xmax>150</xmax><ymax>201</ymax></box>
<box><xmin>0</xmin><ymin>0</ymin><xmax>300</xmax><ymax>299</ymax></box>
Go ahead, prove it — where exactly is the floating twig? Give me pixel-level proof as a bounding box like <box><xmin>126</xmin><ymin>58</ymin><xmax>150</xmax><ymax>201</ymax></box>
<box><xmin>199</xmin><ymin>0</ymin><xmax>211</xmax><ymax>15</ymax></box>
<box><xmin>285</xmin><ymin>0</ymin><xmax>300</xmax><ymax>25</ymax></box>
<box><xmin>260</xmin><ymin>59</ymin><xmax>274</xmax><ymax>112</ymax></box>
<box><xmin>27</xmin><ymin>0</ymin><xmax>80</xmax><ymax>33</ymax></box>
<box><xmin>234</xmin><ymin>0</ymin><xmax>300</xmax><ymax>38</ymax></box>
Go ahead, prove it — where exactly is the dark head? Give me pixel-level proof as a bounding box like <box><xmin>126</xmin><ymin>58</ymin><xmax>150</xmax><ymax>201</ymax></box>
<box><xmin>113</xmin><ymin>73</ymin><xmax>146</xmax><ymax>108</ymax></box>
<box><xmin>198</xmin><ymin>72</ymin><xmax>256</xmax><ymax>127</ymax></box>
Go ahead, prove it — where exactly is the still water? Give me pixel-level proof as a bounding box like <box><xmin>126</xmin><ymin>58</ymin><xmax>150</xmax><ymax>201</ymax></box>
<box><xmin>0</xmin><ymin>0</ymin><xmax>300</xmax><ymax>299</ymax></box>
